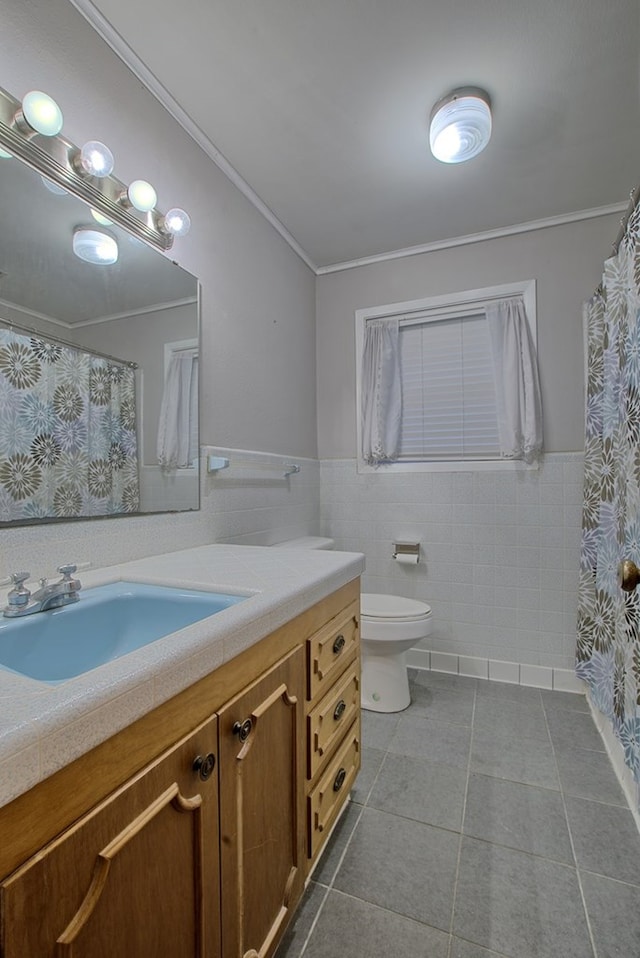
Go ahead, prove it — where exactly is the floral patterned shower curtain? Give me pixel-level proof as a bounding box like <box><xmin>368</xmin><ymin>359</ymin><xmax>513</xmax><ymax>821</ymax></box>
<box><xmin>0</xmin><ymin>327</ymin><xmax>139</xmax><ymax>521</ymax></box>
<box><xmin>576</xmin><ymin>202</ymin><xmax>640</xmax><ymax>779</ymax></box>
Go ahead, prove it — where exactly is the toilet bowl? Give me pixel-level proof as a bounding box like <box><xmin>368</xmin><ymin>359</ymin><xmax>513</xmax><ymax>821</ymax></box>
<box><xmin>271</xmin><ymin>538</ymin><xmax>432</xmax><ymax>713</ymax></box>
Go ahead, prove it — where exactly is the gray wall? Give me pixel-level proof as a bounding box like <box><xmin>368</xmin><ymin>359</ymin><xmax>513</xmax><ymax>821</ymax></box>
<box><xmin>316</xmin><ymin>215</ymin><xmax>618</xmax><ymax>458</ymax></box>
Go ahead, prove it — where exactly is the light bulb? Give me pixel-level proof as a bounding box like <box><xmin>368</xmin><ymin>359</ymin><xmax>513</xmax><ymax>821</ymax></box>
<box><xmin>20</xmin><ymin>91</ymin><xmax>63</xmax><ymax>137</ymax></box>
<box><xmin>73</xmin><ymin>228</ymin><xmax>118</xmax><ymax>266</ymax></box>
<box><xmin>127</xmin><ymin>179</ymin><xmax>157</xmax><ymax>212</ymax></box>
<box><xmin>90</xmin><ymin>209</ymin><xmax>114</xmax><ymax>226</ymax></box>
<box><xmin>161</xmin><ymin>208</ymin><xmax>191</xmax><ymax>237</ymax></box>
<box><xmin>78</xmin><ymin>141</ymin><xmax>114</xmax><ymax>177</ymax></box>
<box><xmin>429</xmin><ymin>88</ymin><xmax>492</xmax><ymax>164</ymax></box>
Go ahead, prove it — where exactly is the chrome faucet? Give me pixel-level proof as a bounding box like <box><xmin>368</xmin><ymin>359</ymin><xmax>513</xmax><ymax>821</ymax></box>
<box><xmin>3</xmin><ymin>565</ymin><xmax>82</xmax><ymax>617</ymax></box>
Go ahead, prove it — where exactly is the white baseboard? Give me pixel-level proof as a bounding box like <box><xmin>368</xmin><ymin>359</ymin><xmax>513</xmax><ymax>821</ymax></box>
<box><xmin>406</xmin><ymin>648</ymin><xmax>585</xmax><ymax>693</ymax></box>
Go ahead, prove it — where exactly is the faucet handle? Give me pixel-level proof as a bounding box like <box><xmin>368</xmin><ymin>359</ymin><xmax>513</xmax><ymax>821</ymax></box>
<box><xmin>57</xmin><ymin>564</ymin><xmax>78</xmax><ymax>580</ymax></box>
<box><xmin>7</xmin><ymin>572</ymin><xmax>31</xmax><ymax>609</ymax></box>
<box><xmin>10</xmin><ymin>571</ymin><xmax>31</xmax><ymax>589</ymax></box>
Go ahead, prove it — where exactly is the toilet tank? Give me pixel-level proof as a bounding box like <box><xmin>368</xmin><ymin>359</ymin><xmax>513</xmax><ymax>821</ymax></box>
<box><xmin>271</xmin><ymin>537</ymin><xmax>335</xmax><ymax>550</ymax></box>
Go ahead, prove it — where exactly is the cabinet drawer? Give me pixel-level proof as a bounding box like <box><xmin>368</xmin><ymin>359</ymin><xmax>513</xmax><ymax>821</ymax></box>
<box><xmin>307</xmin><ymin>657</ymin><xmax>360</xmax><ymax>780</ymax></box>
<box><xmin>307</xmin><ymin>601</ymin><xmax>359</xmax><ymax>701</ymax></box>
<box><xmin>308</xmin><ymin>719</ymin><xmax>360</xmax><ymax>859</ymax></box>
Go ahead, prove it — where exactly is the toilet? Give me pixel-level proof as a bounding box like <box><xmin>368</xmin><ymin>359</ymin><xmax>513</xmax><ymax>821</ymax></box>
<box><xmin>271</xmin><ymin>537</ymin><xmax>432</xmax><ymax>713</ymax></box>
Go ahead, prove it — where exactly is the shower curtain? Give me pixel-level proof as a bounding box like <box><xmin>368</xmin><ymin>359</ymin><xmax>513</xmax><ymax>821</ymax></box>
<box><xmin>0</xmin><ymin>327</ymin><xmax>139</xmax><ymax>520</ymax></box>
<box><xmin>576</xmin><ymin>200</ymin><xmax>640</xmax><ymax>780</ymax></box>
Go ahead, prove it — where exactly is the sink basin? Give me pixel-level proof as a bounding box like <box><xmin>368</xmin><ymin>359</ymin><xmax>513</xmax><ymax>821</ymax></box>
<box><xmin>0</xmin><ymin>581</ymin><xmax>247</xmax><ymax>684</ymax></box>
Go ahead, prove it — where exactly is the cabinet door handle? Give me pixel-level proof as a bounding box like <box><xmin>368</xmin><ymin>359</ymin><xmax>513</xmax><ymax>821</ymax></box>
<box><xmin>233</xmin><ymin>718</ymin><xmax>253</xmax><ymax>742</ymax></box>
<box><xmin>333</xmin><ymin>699</ymin><xmax>346</xmax><ymax>721</ymax></box>
<box><xmin>192</xmin><ymin>752</ymin><xmax>216</xmax><ymax>781</ymax></box>
<box><xmin>333</xmin><ymin>767</ymin><xmax>347</xmax><ymax>792</ymax></box>
<box><xmin>332</xmin><ymin>634</ymin><xmax>346</xmax><ymax>655</ymax></box>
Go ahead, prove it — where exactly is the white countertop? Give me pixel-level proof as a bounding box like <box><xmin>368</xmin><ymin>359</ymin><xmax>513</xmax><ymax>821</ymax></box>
<box><xmin>0</xmin><ymin>544</ymin><xmax>364</xmax><ymax>809</ymax></box>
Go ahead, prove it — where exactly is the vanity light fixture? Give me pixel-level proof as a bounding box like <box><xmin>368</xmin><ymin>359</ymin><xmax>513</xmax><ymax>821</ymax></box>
<box><xmin>73</xmin><ymin>227</ymin><xmax>119</xmax><ymax>266</ymax></box>
<box><xmin>160</xmin><ymin>208</ymin><xmax>191</xmax><ymax>237</ymax></box>
<box><xmin>75</xmin><ymin>140</ymin><xmax>114</xmax><ymax>178</ymax></box>
<box><xmin>126</xmin><ymin>179</ymin><xmax>157</xmax><ymax>212</ymax></box>
<box><xmin>0</xmin><ymin>83</ymin><xmax>190</xmax><ymax>252</ymax></box>
<box><xmin>429</xmin><ymin>87</ymin><xmax>492</xmax><ymax>164</ymax></box>
<box><xmin>16</xmin><ymin>91</ymin><xmax>64</xmax><ymax>137</ymax></box>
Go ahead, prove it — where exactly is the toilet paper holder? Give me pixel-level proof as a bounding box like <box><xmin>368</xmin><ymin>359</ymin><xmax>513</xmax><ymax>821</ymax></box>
<box><xmin>393</xmin><ymin>542</ymin><xmax>420</xmax><ymax>562</ymax></box>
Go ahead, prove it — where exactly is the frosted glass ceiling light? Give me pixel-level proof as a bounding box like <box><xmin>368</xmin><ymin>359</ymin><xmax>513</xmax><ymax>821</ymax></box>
<box><xmin>429</xmin><ymin>87</ymin><xmax>492</xmax><ymax>164</ymax></box>
<box><xmin>160</xmin><ymin>208</ymin><xmax>191</xmax><ymax>237</ymax></box>
<box><xmin>76</xmin><ymin>140</ymin><xmax>114</xmax><ymax>177</ymax></box>
<box><xmin>73</xmin><ymin>228</ymin><xmax>118</xmax><ymax>266</ymax></box>
<box><xmin>127</xmin><ymin>179</ymin><xmax>157</xmax><ymax>212</ymax></box>
<box><xmin>18</xmin><ymin>90</ymin><xmax>63</xmax><ymax>136</ymax></box>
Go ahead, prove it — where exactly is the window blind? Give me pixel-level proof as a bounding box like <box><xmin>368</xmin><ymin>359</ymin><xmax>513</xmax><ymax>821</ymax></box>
<box><xmin>398</xmin><ymin>313</ymin><xmax>500</xmax><ymax>460</ymax></box>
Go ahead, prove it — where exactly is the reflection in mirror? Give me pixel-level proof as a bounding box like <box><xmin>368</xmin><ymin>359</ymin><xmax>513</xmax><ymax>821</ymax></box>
<box><xmin>0</xmin><ymin>154</ymin><xmax>199</xmax><ymax>526</ymax></box>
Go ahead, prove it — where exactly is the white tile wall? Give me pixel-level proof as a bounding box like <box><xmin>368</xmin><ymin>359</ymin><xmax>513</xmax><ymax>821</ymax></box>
<box><xmin>320</xmin><ymin>452</ymin><xmax>583</xmax><ymax>670</ymax></box>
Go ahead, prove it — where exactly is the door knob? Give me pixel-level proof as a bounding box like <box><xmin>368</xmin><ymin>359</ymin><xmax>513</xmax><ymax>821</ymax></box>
<box><xmin>618</xmin><ymin>559</ymin><xmax>640</xmax><ymax>592</ymax></box>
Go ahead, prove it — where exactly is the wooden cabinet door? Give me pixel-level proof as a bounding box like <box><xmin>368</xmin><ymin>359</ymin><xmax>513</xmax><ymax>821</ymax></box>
<box><xmin>218</xmin><ymin>646</ymin><xmax>305</xmax><ymax>958</ymax></box>
<box><xmin>1</xmin><ymin>714</ymin><xmax>221</xmax><ymax>958</ymax></box>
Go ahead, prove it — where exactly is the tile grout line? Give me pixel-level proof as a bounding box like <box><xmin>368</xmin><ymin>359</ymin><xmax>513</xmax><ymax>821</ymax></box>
<box><xmin>541</xmin><ymin>697</ymin><xmax>600</xmax><ymax>958</ymax></box>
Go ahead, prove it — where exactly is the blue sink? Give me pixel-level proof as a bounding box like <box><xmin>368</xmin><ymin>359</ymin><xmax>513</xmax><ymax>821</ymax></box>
<box><xmin>0</xmin><ymin>581</ymin><xmax>247</xmax><ymax>684</ymax></box>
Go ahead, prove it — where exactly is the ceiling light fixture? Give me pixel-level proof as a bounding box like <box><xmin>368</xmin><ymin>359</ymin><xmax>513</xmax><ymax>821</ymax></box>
<box><xmin>160</xmin><ymin>208</ymin><xmax>191</xmax><ymax>237</ymax></box>
<box><xmin>429</xmin><ymin>87</ymin><xmax>492</xmax><ymax>164</ymax></box>
<box><xmin>126</xmin><ymin>179</ymin><xmax>157</xmax><ymax>212</ymax></box>
<box><xmin>73</xmin><ymin>227</ymin><xmax>119</xmax><ymax>266</ymax></box>
<box><xmin>16</xmin><ymin>90</ymin><xmax>64</xmax><ymax>137</ymax></box>
<box><xmin>75</xmin><ymin>140</ymin><xmax>114</xmax><ymax>178</ymax></box>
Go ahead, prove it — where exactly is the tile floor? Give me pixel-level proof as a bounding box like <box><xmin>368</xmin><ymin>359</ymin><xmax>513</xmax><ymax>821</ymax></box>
<box><xmin>276</xmin><ymin>669</ymin><xmax>640</xmax><ymax>958</ymax></box>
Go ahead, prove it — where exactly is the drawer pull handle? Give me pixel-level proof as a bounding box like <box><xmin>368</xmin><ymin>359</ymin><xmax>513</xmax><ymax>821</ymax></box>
<box><xmin>192</xmin><ymin>752</ymin><xmax>216</xmax><ymax>781</ymax></box>
<box><xmin>333</xmin><ymin>699</ymin><xmax>347</xmax><ymax>721</ymax></box>
<box><xmin>233</xmin><ymin>718</ymin><xmax>253</xmax><ymax>742</ymax></box>
<box><xmin>333</xmin><ymin>767</ymin><xmax>347</xmax><ymax>792</ymax></box>
<box><xmin>333</xmin><ymin>634</ymin><xmax>346</xmax><ymax>655</ymax></box>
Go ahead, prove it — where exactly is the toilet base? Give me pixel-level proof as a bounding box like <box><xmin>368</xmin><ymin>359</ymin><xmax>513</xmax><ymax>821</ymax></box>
<box><xmin>361</xmin><ymin>649</ymin><xmax>411</xmax><ymax>713</ymax></box>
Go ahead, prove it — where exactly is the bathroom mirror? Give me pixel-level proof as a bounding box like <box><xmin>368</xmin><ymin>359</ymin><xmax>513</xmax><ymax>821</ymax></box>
<box><xmin>0</xmin><ymin>152</ymin><xmax>200</xmax><ymax>525</ymax></box>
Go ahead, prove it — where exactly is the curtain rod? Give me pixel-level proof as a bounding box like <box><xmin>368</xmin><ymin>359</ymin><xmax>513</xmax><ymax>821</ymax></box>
<box><xmin>0</xmin><ymin>318</ymin><xmax>138</xmax><ymax>369</ymax></box>
<box><xmin>612</xmin><ymin>182</ymin><xmax>640</xmax><ymax>255</ymax></box>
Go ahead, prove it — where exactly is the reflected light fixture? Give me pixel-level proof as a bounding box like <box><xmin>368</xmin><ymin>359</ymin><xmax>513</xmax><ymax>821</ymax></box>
<box><xmin>18</xmin><ymin>90</ymin><xmax>63</xmax><ymax>137</ymax></box>
<box><xmin>91</xmin><ymin>208</ymin><xmax>114</xmax><ymax>226</ymax></box>
<box><xmin>127</xmin><ymin>179</ymin><xmax>157</xmax><ymax>212</ymax></box>
<box><xmin>76</xmin><ymin>140</ymin><xmax>114</xmax><ymax>177</ymax></box>
<box><xmin>429</xmin><ymin>87</ymin><xmax>492</xmax><ymax>164</ymax></box>
<box><xmin>73</xmin><ymin>227</ymin><xmax>118</xmax><ymax>266</ymax></box>
<box><xmin>0</xmin><ymin>148</ymin><xmax>11</xmax><ymax>159</ymax></box>
<box><xmin>41</xmin><ymin>175</ymin><xmax>68</xmax><ymax>196</ymax></box>
<box><xmin>160</xmin><ymin>208</ymin><xmax>191</xmax><ymax>237</ymax></box>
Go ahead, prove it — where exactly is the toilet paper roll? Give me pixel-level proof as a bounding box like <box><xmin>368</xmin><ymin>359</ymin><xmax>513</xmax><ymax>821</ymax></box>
<box><xmin>393</xmin><ymin>552</ymin><xmax>419</xmax><ymax>565</ymax></box>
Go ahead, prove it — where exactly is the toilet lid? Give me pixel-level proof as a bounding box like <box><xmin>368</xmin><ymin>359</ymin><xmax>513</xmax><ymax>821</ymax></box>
<box><xmin>361</xmin><ymin>593</ymin><xmax>431</xmax><ymax>620</ymax></box>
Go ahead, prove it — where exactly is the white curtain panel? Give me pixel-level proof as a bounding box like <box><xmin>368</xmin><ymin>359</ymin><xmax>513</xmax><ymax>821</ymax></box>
<box><xmin>360</xmin><ymin>318</ymin><xmax>402</xmax><ymax>464</ymax></box>
<box><xmin>486</xmin><ymin>297</ymin><xmax>543</xmax><ymax>463</ymax></box>
<box><xmin>157</xmin><ymin>352</ymin><xmax>198</xmax><ymax>469</ymax></box>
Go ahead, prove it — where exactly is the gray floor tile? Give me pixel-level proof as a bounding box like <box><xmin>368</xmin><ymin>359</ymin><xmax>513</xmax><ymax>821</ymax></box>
<box><xmin>475</xmin><ymin>681</ymin><xmax>543</xmax><ymax>706</ymax></box>
<box><xmin>350</xmin><ymin>746</ymin><xmax>385</xmax><ymax>806</ymax></box>
<box><xmin>408</xmin><ymin>683</ymin><xmax>475</xmax><ymax>726</ymax></box>
<box><xmin>311</xmin><ymin>802</ymin><xmax>362</xmax><ymax>886</ymax></box>
<box><xmin>565</xmin><ymin>794</ymin><xmax>640</xmax><ymax>885</ymax></box>
<box><xmin>581</xmin><ymin>872</ymin><xmax>640</xmax><ymax>958</ymax></box>
<box><xmin>555</xmin><ymin>745</ymin><xmax>628</xmax><ymax>806</ymax></box>
<box><xmin>451</xmin><ymin>939</ymin><xmax>507</xmax><ymax>958</ymax></box>
<box><xmin>545</xmin><ymin>707</ymin><xmax>604</xmax><ymax>751</ymax></box>
<box><xmin>473</xmin><ymin>695</ymin><xmax>549</xmax><ymax>742</ymax></box>
<box><xmin>368</xmin><ymin>752</ymin><xmax>466</xmax><ymax>831</ymax></box>
<box><xmin>302</xmin><ymin>889</ymin><xmax>451</xmax><ymax>958</ymax></box>
<box><xmin>388</xmin><ymin>712</ymin><xmax>472</xmax><ymax>769</ymax></box>
<box><xmin>453</xmin><ymin>837</ymin><xmax>594</xmax><ymax>958</ymax></box>
<box><xmin>470</xmin><ymin>726</ymin><xmax>560</xmax><ymax>789</ymax></box>
<box><xmin>360</xmin><ymin>709</ymin><xmax>400</xmax><ymax>750</ymax></box>
<box><xmin>464</xmin><ymin>773</ymin><xmax>573</xmax><ymax>862</ymax></box>
<box><xmin>412</xmin><ymin>670</ymin><xmax>479</xmax><ymax>692</ymax></box>
<box><xmin>333</xmin><ymin>807</ymin><xmax>459</xmax><ymax>931</ymax></box>
<box><xmin>540</xmin><ymin>689</ymin><xmax>590</xmax><ymax>713</ymax></box>
<box><xmin>274</xmin><ymin>882</ymin><xmax>328</xmax><ymax>958</ymax></box>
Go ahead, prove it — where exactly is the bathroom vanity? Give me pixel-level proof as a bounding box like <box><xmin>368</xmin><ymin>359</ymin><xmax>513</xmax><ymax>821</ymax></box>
<box><xmin>0</xmin><ymin>544</ymin><xmax>363</xmax><ymax>958</ymax></box>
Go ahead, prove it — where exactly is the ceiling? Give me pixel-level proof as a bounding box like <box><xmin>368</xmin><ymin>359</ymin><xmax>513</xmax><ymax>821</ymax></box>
<box><xmin>75</xmin><ymin>0</ymin><xmax>640</xmax><ymax>270</ymax></box>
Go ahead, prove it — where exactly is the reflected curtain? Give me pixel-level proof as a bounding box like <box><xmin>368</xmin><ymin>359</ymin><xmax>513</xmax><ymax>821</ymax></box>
<box><xmin>486</xmin><ymin>296</ymin><xmax>543</xmax><ymax>463</ymax></box>
<box><xmin>576</xmin><ymin>201</ymin><xmax>640</xmax><ymax>780</ymax></box>
<box><xmin>360</xmin><ymin>319</ymin><xmax>402</xmax><ymax>464</ymax></box>
<box><xmin>157</xmin><ymin>350</ymin><xmax>199</xmax><ymax>470</ymax></box>
<box><xmin>0</xmin><ymin>328</ymin><xmax>139</xmax><ymax>520</ymax></box>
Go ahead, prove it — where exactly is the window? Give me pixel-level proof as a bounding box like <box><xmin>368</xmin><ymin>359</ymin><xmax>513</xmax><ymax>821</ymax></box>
<box><xmin>355</xmin><ymin>281</ymin><xmax>539</xmax><ymax>473</ymax></box>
